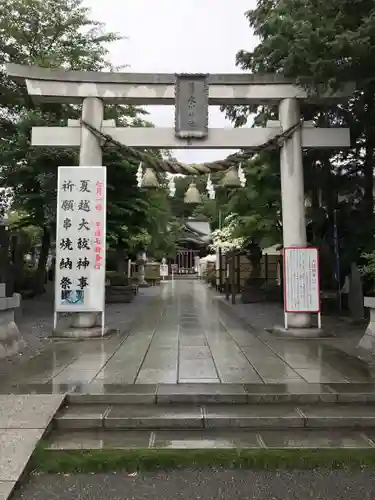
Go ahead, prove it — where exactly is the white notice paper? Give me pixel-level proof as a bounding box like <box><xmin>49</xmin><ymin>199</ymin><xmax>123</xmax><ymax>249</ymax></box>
<box><xmin>283</xmin><ymin>247</ymin><xmax>320</xmax><ymax>313</ymax></box>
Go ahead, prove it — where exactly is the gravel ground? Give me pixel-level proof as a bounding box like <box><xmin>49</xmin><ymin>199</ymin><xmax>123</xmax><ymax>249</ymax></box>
<box><xmin>0</xmin><ymin>286</ymin><xmax>161</xmax><ymax>379</ymax></box>
<box><xmin>14</xmin><ymin>469</ymin><xmax>375</xmax><ymax>500</ymax></box>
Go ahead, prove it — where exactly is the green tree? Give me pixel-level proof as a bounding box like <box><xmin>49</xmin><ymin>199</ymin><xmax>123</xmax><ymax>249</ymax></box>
<box><xmin>224</xmin><ymin>0</ymin><xmax>375</xmax><ymax>286</ymax></box>
<box><xmin>0</xmin><ymin>0</ymin><xmax>164</xmax><ymax>291</ymax></box>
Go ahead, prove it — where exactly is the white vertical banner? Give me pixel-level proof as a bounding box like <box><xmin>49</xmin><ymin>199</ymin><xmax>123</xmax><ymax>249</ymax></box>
<box><xmin>55</xmin><ymin>166</ymin><xmax>106</xmax><ymax>313</ymax></box>
<box><xmin>283</xmin><ymin>246</ymin><xmax>320</xmax><ymax>313</ymax></box>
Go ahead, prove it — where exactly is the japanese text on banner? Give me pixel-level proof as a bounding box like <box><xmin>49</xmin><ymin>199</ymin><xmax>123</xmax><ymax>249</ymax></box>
<box><xmin>55</xmin><ymin>167</ymin><xmax>106</xmax><ymax>312</ymax></box>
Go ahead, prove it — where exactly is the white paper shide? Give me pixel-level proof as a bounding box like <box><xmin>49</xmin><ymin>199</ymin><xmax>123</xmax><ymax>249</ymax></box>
<box><xmin>55</xmin><ymin>167</ymin><xmax>106</xmax><ymax>312</ymax></box>
<box><xmin>284</xmin><ymin>247</ymin><xmax>320</xmax><ymax>313</ymax></box>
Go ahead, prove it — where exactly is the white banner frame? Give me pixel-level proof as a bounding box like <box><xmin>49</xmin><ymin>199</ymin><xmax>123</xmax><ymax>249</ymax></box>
<box><xmin>283</xmin><ymin>246</ymin><xmax>321</xmax><ymax>329</ymax></box>
<box><xmin>54</xmin><ymin>166</ymin><xmax>107</xmax><ymax>317</ymax></box>
<box><xmin>160</xmin><ymin>264</ymin><xmax>168</xmax><ymax>279</ymax></box>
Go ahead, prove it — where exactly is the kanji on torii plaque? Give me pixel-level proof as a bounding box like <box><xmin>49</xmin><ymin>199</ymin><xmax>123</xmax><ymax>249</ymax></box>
<box><xmin>174</xmin><ymin>74</ymin><xmax>209</xmax><ymax>139</ymax></box>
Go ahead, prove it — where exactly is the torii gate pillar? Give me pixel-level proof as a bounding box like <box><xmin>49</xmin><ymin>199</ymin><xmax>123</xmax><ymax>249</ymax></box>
<box><xmin>72</xmin><ymin>96</ymin><xmax>104</xmax><ymax>331</ymax></box>
<box><xmin>279</xmin><ymin>98</ymin><xmax>311</xmax><ymax>329</ymax></box>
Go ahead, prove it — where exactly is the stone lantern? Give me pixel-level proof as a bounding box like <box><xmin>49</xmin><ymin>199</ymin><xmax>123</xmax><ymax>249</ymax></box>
<box><xmin>136</xmin><ymin>250</ymin><xmax>149</xmax><ymax>287</ymax></box>
<box><xmin>0</xmin><ymin>215</ymin><xmax>24</xmax><ymax>358</ymax></box>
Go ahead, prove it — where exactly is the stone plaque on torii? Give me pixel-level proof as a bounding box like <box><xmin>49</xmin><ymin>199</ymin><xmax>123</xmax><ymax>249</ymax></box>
<box><xmin>6</xmin><ymin>63</ymin><xmax>352</xmax><ymax>337</ymax></box>
<box><xmin>174</xmin><ymin>73</ymin><xmax>209</xmax><ymax>139</ymax></box>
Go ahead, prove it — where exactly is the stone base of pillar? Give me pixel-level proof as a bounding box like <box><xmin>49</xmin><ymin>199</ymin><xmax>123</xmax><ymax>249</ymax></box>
<box><xmin>286</xmin><ymin>312</ymin><xmax>312</xmax><ymax>328</ymax></box>
<box><xmin>52</xmin><ymin>312</ymin><xmax>108</xmax><ymax>338</ymax></box>
<box><xmin>52</xmin><ymin>326</ymin><xmax>108</xmax><ymax>339</ymax></box>
<box><xmin>71</xmin><ymin>312</ymin><xmax>100</xmax><ymax>328</ymax></box>
<box><xmin>271</xmin><ymin>325</ymin><xmax>324</xmax><ymax>338</ymax></box>
<box><xmin>0</xmin><ymin>291</ymin><xmax>25</xmax><ymax>358</ymax></box>
<box><xmin>138</xmin><ymin>280</ymin><xmax>150</xmax><ymax>288</ymax></box>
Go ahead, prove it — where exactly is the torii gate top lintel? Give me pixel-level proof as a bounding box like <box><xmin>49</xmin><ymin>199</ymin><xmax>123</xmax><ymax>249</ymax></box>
<box><xmin>5</xmin><ymin>63</ymin><xmax>353</xmax><ymax>106</ymax></box>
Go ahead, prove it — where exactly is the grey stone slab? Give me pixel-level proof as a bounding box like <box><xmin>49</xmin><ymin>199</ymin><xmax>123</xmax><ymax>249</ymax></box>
<box><xmin>260</xmin><ymin>429</ymin><xmax>372</xmax><ymax>448</ymax></box>
<box><xmin>257</xmin><ymin>367</ymin><xmax>303</xmax><ymax>379</ymax></box>
<box><xmin>157</xmin><ymin>383</ymin><xmax>247</xmax><ymax>404</ymax></box>
<box><xmin>241</xmin><ymin>346</ymin><xmax>278</xmax><ymax>359</ymax></box>
<box><xmin>105</xmin><ymin>405</ymin><xmax>204</xmax><ymax>429</ymax></box>
<box><xmin>178</xmin><ymin>321</ymin><xmax>202</xmax><ymax>330</ymax></box>
<box><xmin>179</xmin><ymin>346</ymin><xmax>212</xmax><ymax>360</ymax></box>
<box><xmin>0</xmin><ymin>395</ymin><xmax>64</xmax><ymax>429</ymax></box>
<box><xmin>136</xmin><ymin>369</ymin><xmax>177</xmax><ymax>384</ymax></box>
<box><xmin>243</xmin><ymin>383</ymin><xmax>336</xmax><ymax>403</ymax></box>
<box><xmin>179</xmin><ymin>379</ymin><xmax>220</xmax><ymax>383</ymax></box>
<box><xmin>327</xmin><ymin>383</ymin><xmax>375</xmax><ymax>402</ymax></box>
<box><xmin>204</xmin><ymin>405</ymin><xmax>304</xmax><ymax>428</ymax></box>
<box><xmin>56</xmin><ymin>404</ymin><xmax>109</xmax><ymax>429</ymax></box>
<box><xmin>261</xmin><ymin>377</ymin><xmax>305</xmax><ymax>384</ymax></box>
<box><xmin>294</xmin><ymin>368</ymin><xmax>349</xmax><ymax>383</ymax></box>
<box><xmin>179</xmin><ymin>359</ymin><xmax>217</xmax><ymax>380</ymax></box>
<box><xmin>329</xmin><ymin>383</ymin><xmax>375</xmax><ymax>392</ymax></box>
<box><xmin>153</xmin><ymin>430</ymin><xmax>260</xmax><ymax>449</ymax></box>
<box><xmin>0</xmin><ymin>383</ymin><xmax>76</xmax><ymax>395</ymax></box>
<box><xmin>141</xmin><ymin>356</ymin><xmax>178</xmax><ymax>371</ymax></box>
<box><xmin>210</xmin><ymin>347</ymin><xmax>262</xmax><ymax>378</ymax></box>
<box><xmin>0</xmin><ymin>428</ymin><xmax>44</xmax><ymax>481</ymax></box>
<box><xmin>92</xmin><ymin>374</ymin><xmax>138</xmax><ymax>385</ymax></box>
<box><xmin>3</xmin><ymin>350</ymin><xmax>78</xmax><ymax>385</ymax></box>
<box><xmin>51</xmin><ymin>369</ymin><xmax>100</xmax><ymax>384</ymax></box>
<box><xmin>73</xmin><ymin>383</ymin><xmax>157</xmax><ymax>394</ymax></box>
<box><xmin>93</xmin><ymin>361</ymin><xmax>146</xmax><ymax>384</ymax></box>
<box><xmin>270</xmin><ymin>352</ymin><xmax>321</xmax><ymax>366</ymax></box>
<box><xmin>47</xmin><ymin>430</ymin><xmax>152</xmax><ymax>450</ymax></box>
<box><xmin>68</xmin><ymin>384</ymin><xmax>157</xmax><ymax>404</ymax></box>
<box><xmin>298</xmin><ymin>404</ymin><xmax>375</xmax><ymax>428</ymax></box>
<box><xmin>0</xmin><ymin>481</ymin><xmax>15</xmax><ymax>500</ymax></box>
<box><xmin>249</xmin><ymin>357</ymin><xmax>295</xmax><ymax>369</ymax></box>
<box><xmin>179</xmin><ymin>336</ymin><xmax>207</xmax><ymax>346</ymax></box>
<box><xmin>218</xmin><ymin>368</ymin><xmax>263</xmax><ymax>384</ymax></box>
<box><xmin>151</xmin><ymin>339</ymin><xmax>178</xmax><ymax>348</ymax></box>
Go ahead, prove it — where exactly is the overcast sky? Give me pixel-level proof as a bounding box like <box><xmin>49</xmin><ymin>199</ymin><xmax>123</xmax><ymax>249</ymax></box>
<box><xmin>84</xmin><ymin>0</ymin><xmax>258</xmax><ymax>163</ymax></box>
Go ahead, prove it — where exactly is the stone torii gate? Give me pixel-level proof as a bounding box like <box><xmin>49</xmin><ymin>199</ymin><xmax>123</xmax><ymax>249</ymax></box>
<box><xmin>6</xmin><ymin>64</ymin><xmax>351</xmax><ymax>336</ymax></box>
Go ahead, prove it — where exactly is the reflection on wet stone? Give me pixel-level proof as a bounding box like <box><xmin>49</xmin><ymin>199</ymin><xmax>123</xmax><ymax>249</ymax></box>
<box><xmin>1</xmin><ymin>280</ymin><xmax>375</xmax><ymax>390</ymax></box>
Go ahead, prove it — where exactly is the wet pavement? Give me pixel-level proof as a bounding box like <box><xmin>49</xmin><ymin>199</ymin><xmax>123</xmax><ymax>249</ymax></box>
<box><xmin>0</xmin><ymin>394</ymin><xmax>64</xmax><ymax>499</ymax></box>
<box><xmin>0</xmin><ymin>280</ymin><xmax>374</xmax><ymax>390</ymax></box>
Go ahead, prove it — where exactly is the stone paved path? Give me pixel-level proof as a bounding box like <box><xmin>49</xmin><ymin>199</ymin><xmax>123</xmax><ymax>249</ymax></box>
<box><xmin>0</xmin><ymin>394</ymin><xmax>64</xmax><ymax>499</ymax></box>
<box><xmin>0</xmin><ymin>279</ymin><xmax>373</xmax><ymax>390</ymax></box>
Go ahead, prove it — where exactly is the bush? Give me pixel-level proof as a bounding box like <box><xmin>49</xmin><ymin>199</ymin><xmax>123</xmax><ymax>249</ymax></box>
<box><xmin>359</xmin><ymin>252</ymin><xmax>375</xmax><ymax>295</ymax></box>
<box><xmin>106</xmin><ymin>272</ymin><xmax>129</xmax><ymax>287</ymax></box>
<box><xmin>15</xmin><ymin>267</ymin><xmax>38</xmax><ymax>292</ymax></box>
<box><xmin>206</xmin><ymin>269</ymin><xmax>216</xmax><ymax>288</ymax></box>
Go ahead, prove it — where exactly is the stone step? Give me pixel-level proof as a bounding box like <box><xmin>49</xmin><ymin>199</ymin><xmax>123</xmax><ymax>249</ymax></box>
<box><xmin>46</xmin><ymin>428</ymin><xmax>375</xmax><ymax>451</ymax></box>
<box><xmin>55</xmin><ymin>403</ymin><xmax>375</xmax><ymax>431</ymax></box>
<box><xmin>66</xmin><ymin>383</ymin><xmax>375</xmax><ymax>405</ymax></box>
